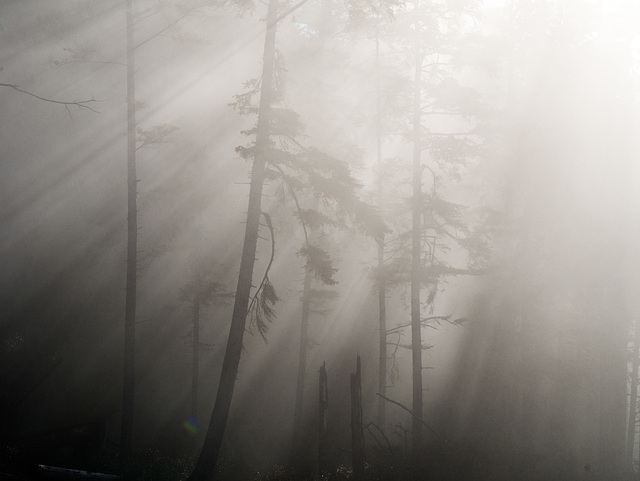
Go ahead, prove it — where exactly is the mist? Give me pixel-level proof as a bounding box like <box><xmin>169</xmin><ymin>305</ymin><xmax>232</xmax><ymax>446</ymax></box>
<box><xmin>1</xmin><ymin>1</ymin><xmax>639</xmax><ymax>480</ymax></box>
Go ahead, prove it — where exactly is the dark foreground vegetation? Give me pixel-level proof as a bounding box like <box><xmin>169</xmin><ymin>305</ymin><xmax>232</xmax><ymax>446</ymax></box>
<box><xmin>0</xmin><ymin>445</ymin><xmax>630</xmax><ymax>481</ymax></box>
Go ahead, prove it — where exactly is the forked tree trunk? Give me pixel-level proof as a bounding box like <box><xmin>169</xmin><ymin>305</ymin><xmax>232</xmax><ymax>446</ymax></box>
<box><xmin>121</xmin><ymin>0</ymin><xmax>137</xmax><ymax>462</ymax></box>
<box><xmin>292</xmin><ymin>264</ymin><xmax>313</xmax><ymax>461</ymax></box>
<box><xmin>350</xmin><ymin>355</ymin><xmax>364</xmax><ymax>481</ymax></box>
<box><xmin>187</xmin><ymin>0</ymin><xmax>278</xmax><ymax>478</ymax></box>
<box><xmin>318</xmin><ymin>362</ymin><xmax>329</xmax><ymax>475</ymax></box>
<box><xmin>410</xmin><ymin>43</ymin><xmax>424</xmax><ymax>457</ymax></box>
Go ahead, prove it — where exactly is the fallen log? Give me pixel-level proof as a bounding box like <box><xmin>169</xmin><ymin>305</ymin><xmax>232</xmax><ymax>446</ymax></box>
<box><xmin>37</xmin><ymin>465</ymin><xmax>120</xmax><ymax>481</ymax></box>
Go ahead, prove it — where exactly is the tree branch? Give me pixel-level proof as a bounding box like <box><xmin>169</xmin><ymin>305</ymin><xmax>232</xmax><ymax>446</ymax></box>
<box><xmin>387</xmin><ymin>315</ymin><xmax>455</xmax><ymax>334</ymax></box>
<box><xmin>246</xmin><ymin>211</ymin><xmax>277</xmax><ymax>340</ymax></box>
<box><xmin>376</xmin><ymin>393</ymin><xmax>450</xmax><ymax>444</ymax></box>
<box><xmin>0</xmin><ymin>83</ymin><xmax>101</xmax><ymax>113</ymax></box>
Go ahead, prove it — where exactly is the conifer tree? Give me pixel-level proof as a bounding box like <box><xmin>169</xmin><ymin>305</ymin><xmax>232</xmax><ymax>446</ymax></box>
<box><xmin>188</xmin><ymin>0</ymin><xmax>279</xmax><ymax>477</ymax></box>
<box><xmin>222</xmin><ymin>6</ymin><xmax>388</xmax><ymax>464</ymax></box>
<box><xmin>377</xmin><ymin>0</ymin><xmax>488</xmax><ymax>458</ymax></box>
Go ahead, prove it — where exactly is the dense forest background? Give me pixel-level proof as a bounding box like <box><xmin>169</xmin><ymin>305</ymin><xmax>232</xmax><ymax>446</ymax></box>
<box><xmin>1</xmin><ymin>0</ymin><xmax>640</xmax><ymax>480</ymax></box>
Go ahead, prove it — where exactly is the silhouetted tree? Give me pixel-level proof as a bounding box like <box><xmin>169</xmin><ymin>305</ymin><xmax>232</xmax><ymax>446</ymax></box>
<box><xmin>382</xmin><ymin>0</ymin><xmax>486</xmax><ymax>458</ymax></box>
<box><xmin>121</xmin><ymin>0</ymin><xmax>137</xmax><ymax>461</ymax></box>
<box><xmin>187</xmin><ymin>0</ymin><xmax>279</xmax><ymax>477</ymax></box>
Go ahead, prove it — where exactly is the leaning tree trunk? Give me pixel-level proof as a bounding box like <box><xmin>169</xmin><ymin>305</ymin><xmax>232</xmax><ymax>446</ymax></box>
<box><xmin>121</xmin><ymin>0</ymin><xmax>137</xmax><ymax>462</ymax></box>
<box><xmin>291</xmin><ymin>264</ymin><xmax>313</xmax><ymax>461</ymax></box>
<box><xmin>187</xmin><ymin>0</ymin><xmax>277</xmax><ymax>478</ymax></box>
<box><xmin>410</xmin><ymin>43</ymin><xmax>423</xmax><ymax>458</ymax></box>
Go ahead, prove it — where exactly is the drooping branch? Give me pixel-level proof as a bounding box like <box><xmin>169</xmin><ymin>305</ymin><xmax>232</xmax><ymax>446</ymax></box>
<box><xmin>250</xmin><ymin>212</ymin><xmax>277</xmax><ymax>309</ymax></box>
<box><xmin>0</xmin><ymin>83</ymin><xmax>101</xmax><ymax>113</ymax></box>
<box><xmin>247</xmin><ymin>211</ymin><xmax>278</xmax><ymax>340</ymax></box>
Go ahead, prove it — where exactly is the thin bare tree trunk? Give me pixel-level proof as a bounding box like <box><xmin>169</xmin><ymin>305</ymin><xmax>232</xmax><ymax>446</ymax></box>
<box><xmin>187</xmin><ymin>0</ymin><xmax>277</xmax><ymax>477</ymax></box>
<box><xmin>121</xmin><ymin>0</ymin><xmax>137</xmax><ymax>462</ymax></box>
<box><xmin>375</xmin><ymin>27</ymin><xmax>387</xmax><ymax>430</ymax></box>
<box><xmin>410</xmin><ymin>42</ymin><xmax>423</xmax><ymax>457</ymax></box>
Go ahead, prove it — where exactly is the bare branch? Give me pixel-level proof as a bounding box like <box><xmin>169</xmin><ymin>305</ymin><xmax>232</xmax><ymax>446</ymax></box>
<box><xmin>376</xmin><ymin>393</ymin><xmax>450</xmax><ymax>444</ymax></box>
<box><xmin>57</xmin><ymin>59</ymin><xmax>126</xmax><ymax>68</ymax></box>
<box><xmin>0</xmin><ymin>83</ymin><xmax>101</xmax><ymax>113</ymax></box>
<box><xmin>387</xmin><ymin>315</ymin><xmax>454</xmax><ymax>334</ymax></box>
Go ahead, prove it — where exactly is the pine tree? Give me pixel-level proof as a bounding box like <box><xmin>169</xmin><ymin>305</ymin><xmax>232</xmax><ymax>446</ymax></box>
<box><xmin>187</xmin><ymin>0</ymin><xmax>279</xmax><ymax>477</ymax></box>
<box><xmin>376</xmin><ymin>0</ymin><xmax>488</xmax><ymax>459</ymax></box>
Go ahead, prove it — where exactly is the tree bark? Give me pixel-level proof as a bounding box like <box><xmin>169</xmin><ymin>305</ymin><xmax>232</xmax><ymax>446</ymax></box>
<box><xmin>121</xmin><ymin>0</ymin><xmax>137</xmax><ymax>462</ymax></box>
<box><xmin>187</xmin><ymin>0</ymin><xmax>277</xmax><ymax>478</ymax></box>
<box><xmin>350</xmin><ymin>355</ymin><xmax>364</xmax><ymax>481</ymax></box>
<box><xmin>410</xmin><ymin>41</ymin><xmax>423</xmax><ymax>457</ymax></box>
<box><xmin>292</xmin><ymin>264</ymin><xmax>313</xmax><ymax>461</ymax></box>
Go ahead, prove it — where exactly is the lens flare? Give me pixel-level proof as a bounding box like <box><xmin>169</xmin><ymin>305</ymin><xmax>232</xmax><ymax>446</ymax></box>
<box><xmin>182</xmin><ymin>418</ymin><xmax>200</xmax><ymax>435</ymax></box>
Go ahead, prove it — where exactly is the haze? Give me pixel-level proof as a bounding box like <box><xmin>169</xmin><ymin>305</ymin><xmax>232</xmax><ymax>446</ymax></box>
<box><xmin>1</xmin><ymin>1</ymin><xmax>639</xmax><ymax>480</ymax></box>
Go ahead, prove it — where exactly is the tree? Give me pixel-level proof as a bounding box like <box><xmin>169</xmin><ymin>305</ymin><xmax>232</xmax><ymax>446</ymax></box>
<box><xmin>187</xmin><ymin>0</ymin><xmax>279</xmax><ymax>477</ymax></box>
<box><xmin>346</xmin><ymin>0</ymin><xmax>398</xmax><ymax>430</ymax></box>
<box><xmin>290</xmin><ymin>216</ymin><xmax>337</xmax><ymax>463</ymax></box>
<box><xmin>121</xmin><ymin>0</ymin><xmax>137</xmax><ymax>461</ymax></box>
<box><xmin>229</xmin><ymin>7</ymin><xmax>387</xmax><ymax>461</ymax></box>
<box><xmin>381</xmin><ymin>0</ymin><xmax>486</xmax><ymax>458</ymax></box>
<box><xmin>176</xmin><ymin>258</ymin><xmax>232</xmax><ymax>425</ymax></box>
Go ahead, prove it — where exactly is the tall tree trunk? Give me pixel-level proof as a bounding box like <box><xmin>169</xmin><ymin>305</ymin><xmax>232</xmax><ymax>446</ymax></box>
<box><xmin>375</xmin><ymin>27</ymin><xmax>387</xmax><ymax>430</ymax></box>
<box><xmin>187</xmin><ymin>0</ymin><xmax>277</xmax><ymax>478</ymax></box>
<box><xmin>627</xmin><ymin>320</ymin><xmax>639</xmax><ymax>469</ymax></box>
<box><xmin>291</xmin><ymin>264</ymin><xmax>313</xmax><ymax>461</ymax></box>
<box><xmin>121</xmin><ymin>0</ymin><xmax>137</xmax><ymax>462</ymax></box>
<box><xmin>410</xmin><ymin>42</ymin><xmax>423</xmax><ymax>457</ymax></box>
<box><xmin>350</xmin><ymin>355</ymin><xmax>364</xmax><ymax>481</ymax></box>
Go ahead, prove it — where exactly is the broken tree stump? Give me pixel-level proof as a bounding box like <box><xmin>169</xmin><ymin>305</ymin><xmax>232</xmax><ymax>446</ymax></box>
<box><xmin>350</xmin><ymin>355</ymin><xmax>364</xmax><ymax>481</ymax></box>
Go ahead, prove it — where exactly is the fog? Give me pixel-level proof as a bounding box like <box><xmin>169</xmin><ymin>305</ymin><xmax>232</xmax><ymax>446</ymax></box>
<box><xmin>1</xmin><ymin>0</ymin><xmax>639</xmax><ymax>480</ymax></box>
